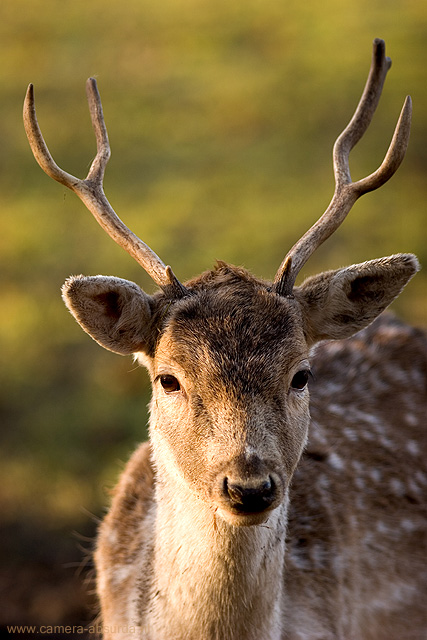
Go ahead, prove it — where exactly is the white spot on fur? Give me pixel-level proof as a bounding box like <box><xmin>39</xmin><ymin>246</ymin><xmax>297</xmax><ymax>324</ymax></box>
<box><xmin>355</xmin><ymin>476</ymin><xmax>366</xmax><ymax>491</ymax></box>
<box><xmin>415</xmin><ymin>471</ymin><xmax>427</xmax><ymax>486</ymax></box>
<box><xmin>329</xmin><ymin>452</ymin><xmax>344</xmax><ymax>470</ymax></box>
<box><xmin>343</xmin><ymin>427</ymin><xmax>358</xmax><ymax>442</ymax></box>
<box><xmin>379</xmin><ymin>435</ymin><xmax>394</xmax><ymax>450</ymax></box>
<box><xmin>390</xmin><ymin>478</ymin><xmax>405</xmax><ymax>496</ymax></box>
<box><xmin>318</xmin><ymin>474</ymin><xmax>330</xmax><ymax>490</ymax></box>
<box><xmin>376</xmin><ymin>520</ymin><xmax>394</xmax><ymax>535</ymax></box>
<box><xmin>362</xmin><ymin>430</ymin><xmax>375</xmax><ymax>442</ymax></box>
<box><xmin>328</xmin><ymin>403</ymin><xmax>346</xmax><ymax>416</ymax></box>
<box><xmin>352</xmin><ymin>460</ymin><xmax>364</xmax><ymax>474</ymax></box>
<box><xmin>356</xmin><ymin>495</ymin><xmax>366</xmax><ymax>511</ymax></box>
<box><xmin>312</xmin><ymin>544</ymin><xmax>326</xmax><ymax>569</ymax></box>
<box><xmin>365</xmin><ymin>581</ymin><xmax>417</xmax><ymax>616</ymax></box>
<box><xmin>369</xmin><ymin>468</ymin><xmax>381</xmax><ymax>483</ymax></box>
<box><xmin>401</xmin><ymin>518</ymin><xmax>417</xmax><ymax>533</ymax></box>
<box><xmin>408</xmin><ymin>479</ymin><xmax>422</xmax><ymax>495</ymax></box>
<box><xmin>363</xmin><ymin>413</ymin><xmax>383</xmax><ymax>428</ymax></box>
<box><xmin>406</xmin><ymin>440</ymin><xmax>420</xmax><ymax>456</ymax></box>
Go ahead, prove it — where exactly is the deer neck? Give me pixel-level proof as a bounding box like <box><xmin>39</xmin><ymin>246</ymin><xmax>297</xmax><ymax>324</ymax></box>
<box><xmin>141</xmin><ymin>472</ymin><xmax>288</xmax><ymax>640</ymax></box>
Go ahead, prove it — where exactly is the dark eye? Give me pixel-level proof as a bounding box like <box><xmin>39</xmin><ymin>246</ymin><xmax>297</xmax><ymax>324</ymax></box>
<box><xmin>160</xmin><ymin>374</ymin><xmax>181</xmax><ymax>393</ymax></box>
<box><xmin>291</xmin><ymin>369</ymin><xmax>310</xmax><ymax>391</ymax></box>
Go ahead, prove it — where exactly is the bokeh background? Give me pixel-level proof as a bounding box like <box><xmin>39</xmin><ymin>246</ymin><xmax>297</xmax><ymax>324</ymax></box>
<box><xmin>1</xmin><ymin>0</ymin><xmax>426</xmax><ymax>633</ymax></box>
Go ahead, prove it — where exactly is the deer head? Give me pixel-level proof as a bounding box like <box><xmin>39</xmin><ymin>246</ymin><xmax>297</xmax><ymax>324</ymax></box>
<box><xmin>24</xmin><ymin>39</ymin><xmax>418</xmax><ymax>526</ymax></box>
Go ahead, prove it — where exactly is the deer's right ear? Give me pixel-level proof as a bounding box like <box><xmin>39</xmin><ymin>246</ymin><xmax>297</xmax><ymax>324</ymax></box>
<box><xmin>62</xmin><ymin>275</ymin><xmax>154</xmax><ymax>355</ymax></box>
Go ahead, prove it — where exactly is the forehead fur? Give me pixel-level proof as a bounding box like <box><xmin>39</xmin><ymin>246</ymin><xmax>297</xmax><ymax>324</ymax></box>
<box><xmin>155</xmin><ymin>263</ymin><xmax>307</xmax><ymax>396</ymax></box>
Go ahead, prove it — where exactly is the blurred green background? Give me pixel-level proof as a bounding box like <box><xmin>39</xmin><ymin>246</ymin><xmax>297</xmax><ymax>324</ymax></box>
<box><xmin>1</xmin><ymin>0</ymin><xmax>426</xmax><ymax>630</ymax></box>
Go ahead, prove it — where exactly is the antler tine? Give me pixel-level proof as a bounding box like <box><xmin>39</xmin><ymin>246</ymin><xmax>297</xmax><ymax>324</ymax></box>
<box><xmin>333</xmin><ymin>38</ymin><xmax>391</xmax><ymax>189</ymax></box>
<box><xmin>23</xmin><ymin>79</ymin><xmax>187</xmax><ymax>298</ymax></box>
<box><xmin>273</xmin><ymin>39</ymin><xmax>412</xmax><ymax>297</ymax></box>
<box><xmin>85</xmin><ymin>77</ymin><xmax>111</xmax><ymax>185</ymax></box>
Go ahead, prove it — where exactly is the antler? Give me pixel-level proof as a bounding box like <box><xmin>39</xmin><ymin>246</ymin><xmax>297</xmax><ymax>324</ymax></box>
<box><xmin>23</xmin><ymin>78</ymin><xmax>187</xmax><ymax>298</ymax></box>
<box><xmin>273</xmin><ymin>38</ymin><xmax>412</xmax><ymax>296</ymax></box>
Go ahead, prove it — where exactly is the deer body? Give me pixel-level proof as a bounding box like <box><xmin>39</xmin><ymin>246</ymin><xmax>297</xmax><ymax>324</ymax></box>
<box><xmin>92</xmin><ymin>270</ymin><xmax>426</xmax><ymax>640</ymax></box>
<box><xmin>24</xmin><ymin>39</ymin><xmax>426</xmax><ymax>639</ymax></box>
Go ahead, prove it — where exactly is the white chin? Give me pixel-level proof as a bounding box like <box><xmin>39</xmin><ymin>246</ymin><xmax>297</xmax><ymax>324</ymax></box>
<box><xmin>216</xmin><ymin>507</ymin><xmax>271</xmax><ymax>527</ymax></box>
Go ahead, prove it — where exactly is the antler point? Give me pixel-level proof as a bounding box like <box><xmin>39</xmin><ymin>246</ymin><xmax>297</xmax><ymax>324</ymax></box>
<box><xmin>24</xmin><ymin>83</ymin><xmax>34</xmax><ymax>109</ymax></box>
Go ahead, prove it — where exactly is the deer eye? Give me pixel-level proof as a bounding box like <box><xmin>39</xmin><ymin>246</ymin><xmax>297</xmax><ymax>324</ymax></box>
<box><xmin>290</xmin><ymin>369</ymin><xmax>310</xmax><ymax>391</ymax></box>
<box><xmin>160</xmin><ymin>374</ymin><xmax>181</xmax><ymax>393</ymax></box>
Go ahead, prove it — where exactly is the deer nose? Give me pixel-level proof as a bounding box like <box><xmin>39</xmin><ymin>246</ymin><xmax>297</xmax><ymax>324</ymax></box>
<box><xmin>222</xmin><ymin>475</ymin><xmax>278</xmax><ymax>514</ymax></box>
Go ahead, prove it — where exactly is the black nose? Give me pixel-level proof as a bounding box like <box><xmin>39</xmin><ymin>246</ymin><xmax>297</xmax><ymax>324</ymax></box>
<box><xmin>223</xmin><ymin>476</ymin><xmax>277</xmax><ymax>514</ymax></box>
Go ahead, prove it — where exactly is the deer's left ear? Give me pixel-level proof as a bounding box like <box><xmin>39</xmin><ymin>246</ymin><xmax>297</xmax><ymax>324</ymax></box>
<box><xmin>295</xmin><ymin>254</ymin><xmax>419</xmax><ymax>345</ymax></box>
<box><xmin>62</xmin><ymin>275</ymin><xmax>154</xmax><ymax>355</ymax></box>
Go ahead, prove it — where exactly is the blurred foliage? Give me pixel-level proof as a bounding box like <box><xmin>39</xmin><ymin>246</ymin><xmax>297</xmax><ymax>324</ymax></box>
<box><xmin>0</xmin><ymin>0</ymin><xmax>426</xmax><ymax>622</ymax></box>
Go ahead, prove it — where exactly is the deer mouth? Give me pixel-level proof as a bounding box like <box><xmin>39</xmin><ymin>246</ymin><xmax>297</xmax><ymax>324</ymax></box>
<box><xmin>217</xmin><ymin>507</ymin><xmax>275</xmax><ymax>527</ymax></box>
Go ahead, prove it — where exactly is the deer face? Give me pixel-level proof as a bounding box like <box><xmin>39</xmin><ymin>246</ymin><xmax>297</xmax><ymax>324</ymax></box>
<box><xmin>146</xmin><ymin>273</ymin><xmax>310</xmax><ymax>526</ymax></box>
<box><xmin>62</xmin><ymin>257</ymin><xmax>418</xmax><ymax>525</ymax></box>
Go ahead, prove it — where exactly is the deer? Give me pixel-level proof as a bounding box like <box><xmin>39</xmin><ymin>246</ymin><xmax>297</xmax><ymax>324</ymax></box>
<box><xmin>24</xmin><ymin>38</ymin><xmax>426</xmax><ymax>640</ymax></box>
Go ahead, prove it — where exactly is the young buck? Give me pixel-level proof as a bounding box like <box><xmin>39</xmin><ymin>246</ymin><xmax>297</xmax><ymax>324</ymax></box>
<box><xmin>24</xmin><ymin>39</ymin><xmax>426</xmax><ymax>639</ymax></box>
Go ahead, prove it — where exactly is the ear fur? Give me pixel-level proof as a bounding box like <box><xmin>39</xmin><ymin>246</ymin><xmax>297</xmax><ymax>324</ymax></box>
<box><xmin>295</xmin><ymin>254</ymin><xmax>419</xmax><ymax>345</ymax></box>
<box><xmin>62</xmin><ymin>275</ymin><xmax>153</xmax><ymax>355</ymax></box>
